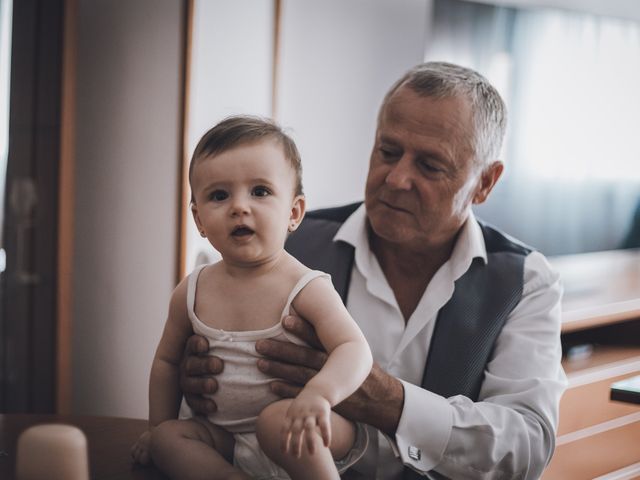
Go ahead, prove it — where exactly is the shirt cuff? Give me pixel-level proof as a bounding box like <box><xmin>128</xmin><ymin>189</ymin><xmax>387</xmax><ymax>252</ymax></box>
<box><xmin>391</xmin><ymin>380</ymin><xmax>453</xmax><ymax>473</ymax></box>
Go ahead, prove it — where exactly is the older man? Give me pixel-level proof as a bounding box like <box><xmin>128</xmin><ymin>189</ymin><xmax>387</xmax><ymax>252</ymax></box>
<box><xmin>181</xmin><ymin>62</ymin><xmax>566</xmax><ymax>479</ymax></box>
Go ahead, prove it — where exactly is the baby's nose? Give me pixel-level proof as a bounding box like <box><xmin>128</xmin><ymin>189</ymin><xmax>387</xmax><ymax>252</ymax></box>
<box><xmin>230</xmin><ymin>197</ymin><xmax>250</xmax><ymax>216</ymax></box>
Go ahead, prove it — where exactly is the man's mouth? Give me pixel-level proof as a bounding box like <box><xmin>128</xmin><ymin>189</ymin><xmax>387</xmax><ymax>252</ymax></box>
<box><xmin>380</xmin><ymin>199</ymin><xmax>412</xmax><ymax>214</ymax></box>
<box><xmin>231</xmin><ymin>225</ymin><xmax>255</xmax><ymax>237</ymax></box>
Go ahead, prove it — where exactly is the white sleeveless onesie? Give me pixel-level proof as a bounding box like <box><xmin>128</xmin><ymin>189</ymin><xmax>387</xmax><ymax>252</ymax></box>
<box><xmin>186</xmin><ymin>266</ymin><xmax>327</xmax><ymax>433</ymax></box>
<box><xmin>185</xmin><ymin>265</ymin><xmax>368</xmax><ymax>478</ymax></box>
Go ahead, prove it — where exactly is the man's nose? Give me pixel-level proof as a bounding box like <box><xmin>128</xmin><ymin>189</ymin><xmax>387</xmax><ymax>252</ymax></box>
<box><xmin>385</xmin><ymin>156</ymin><xmax>414</xmax><ymax>190</ymax></box>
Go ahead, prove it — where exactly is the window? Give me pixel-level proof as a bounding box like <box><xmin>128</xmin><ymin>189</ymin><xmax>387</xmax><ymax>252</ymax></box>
<box><xmin>427</xmin><ymin>0</ymin><xmax>640</xmax><ymax>254</ymax></box>
<box><xmin>0</xmin><ymin>0</ymin><xmax>13</xmax><ymax>272</ymax></box>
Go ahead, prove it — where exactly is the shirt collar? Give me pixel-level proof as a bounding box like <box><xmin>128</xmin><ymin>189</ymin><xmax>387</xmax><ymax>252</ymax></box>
<box><xmin>334</xmin><ymin>203</ymin><xmax>379</xmax><ymax>284</ymax></box>
<box><xmin>453</xmin><ymin>210</ymin><xmax>488</xmax><ymax>266</ymax></box>
<box><xmin>334</xmin><ymin>203</ymin><xmax>368</xmax><ymax>251</ymax></box>
<box><xmin>334</xmin><ymin>203</ymin><xmax>488</xmax><ymax>268</ymax></box>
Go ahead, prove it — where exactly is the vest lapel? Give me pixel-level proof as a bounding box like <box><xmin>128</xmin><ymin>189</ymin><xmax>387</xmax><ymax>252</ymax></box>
<box><xmin>285</xmin><ymin>219</ymin><xmax>355</xmax><ymax>303</ymax></box>
<box><xmin>403</xmin><ymin>252</ymin><xmax>525</xmax><ymax>480</ymax></box>
<box><xmin>421</xmin><ymin>253</ymin><xmax>525</xmax><ymax>400</ymax></box>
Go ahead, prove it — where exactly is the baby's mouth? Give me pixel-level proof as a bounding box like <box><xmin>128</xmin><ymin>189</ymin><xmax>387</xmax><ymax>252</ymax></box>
<box><xmin>231</xmin><ymin>225</ymin><xmax>255</xmax><ymax>237</ymax></box>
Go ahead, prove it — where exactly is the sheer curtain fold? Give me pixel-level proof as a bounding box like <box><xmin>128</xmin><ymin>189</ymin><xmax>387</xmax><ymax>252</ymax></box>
<box><xmin>426</xmin><ymin>0</ymin><xmax>640</xmax><ymax>256</ymax></box>
<box><xmin>0</xmin><ymin>0</ymin><xmax>13</xmax><ymax>258</ymax></box>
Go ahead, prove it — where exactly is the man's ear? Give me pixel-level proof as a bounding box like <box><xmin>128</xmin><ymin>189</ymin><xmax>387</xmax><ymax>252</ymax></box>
<box><xmin>473</xmin><ymin>161</ymin><xmax>504</xmax><ymax>205</ymax></box>
<box><xmin>288</xmin><ymin>195</ymin><xmax>306</xmax><ymax>232</ymax></box>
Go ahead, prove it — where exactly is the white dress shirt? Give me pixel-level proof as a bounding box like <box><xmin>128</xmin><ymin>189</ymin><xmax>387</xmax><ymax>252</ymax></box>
<box><xmin>334</xmin><ymin>204</ymin><xmax>567</xmax><ymax>479</ymax></box>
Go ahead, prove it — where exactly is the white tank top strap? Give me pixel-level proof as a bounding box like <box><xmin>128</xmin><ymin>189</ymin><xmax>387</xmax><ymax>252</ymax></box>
<box><xmin>186</xmin><ymin>263</ymin><xmax>208</xmax><ymax>322</ymax></box>
<box><xmin>280</xmin><ymin>269</ymin><xmax>330</xmax><ymax>319</ymax></box>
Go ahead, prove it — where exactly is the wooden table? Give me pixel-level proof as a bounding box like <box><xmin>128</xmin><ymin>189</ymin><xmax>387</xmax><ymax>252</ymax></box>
<box><xmin>0</xmin><ymin>414</ymin><xmax>167</xmax><ymax>479</ymax></box>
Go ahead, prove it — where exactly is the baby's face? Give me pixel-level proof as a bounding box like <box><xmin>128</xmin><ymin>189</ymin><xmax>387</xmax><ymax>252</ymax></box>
<box><xmin>190</xmin><ymin>140</ymin><xmax>304</xmax><ymax>266</ymax></box>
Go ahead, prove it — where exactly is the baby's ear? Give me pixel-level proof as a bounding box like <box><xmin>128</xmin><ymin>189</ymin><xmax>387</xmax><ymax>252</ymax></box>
<box><xmin>191</xmin><ymin>203</ymin><xmax>204</xmax><ymax>232</ymax></box>
<box><xmin>288</xmin><ymin>195</ymin><xmax>306</xmax><ymax>232</ymax></box>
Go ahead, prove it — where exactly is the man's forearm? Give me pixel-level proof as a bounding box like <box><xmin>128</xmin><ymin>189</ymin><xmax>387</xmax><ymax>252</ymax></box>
<box><xmin>255</xmin><ymin>333</ymin><xmax>405</xmax><ymax>436</ymax></box>
<box><xmin>336</xmin><ymin>363</ymin><xmax>404</xmax><ymax>436</ymax></box>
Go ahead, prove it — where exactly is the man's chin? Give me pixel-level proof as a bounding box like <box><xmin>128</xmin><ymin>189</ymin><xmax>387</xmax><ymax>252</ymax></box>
<box><xmin>368</xmin><ymin>212</ymin><xmax>414</xmax><ymax>244</ymax></box>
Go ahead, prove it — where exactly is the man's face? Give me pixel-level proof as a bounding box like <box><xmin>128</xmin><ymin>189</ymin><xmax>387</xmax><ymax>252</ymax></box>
<box><xmin>365</xmin><ymin>86</ymin><xmax>492</xmax><ymax>253</ymax></box>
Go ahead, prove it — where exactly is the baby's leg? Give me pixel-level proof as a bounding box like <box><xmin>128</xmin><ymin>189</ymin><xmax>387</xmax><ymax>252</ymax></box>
<box><xmin>256</xmin><ymin>399</ymin><xmax>356</xmax><ymax>480</ymax></box>
<box><xmin>150</xmin><ymin>418</ymin><xmax>249</xmax><ymax>480</ymax></box>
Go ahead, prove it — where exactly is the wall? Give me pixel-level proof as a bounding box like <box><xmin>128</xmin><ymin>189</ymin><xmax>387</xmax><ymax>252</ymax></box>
<box><xmin>70</xmin><ymin>0</ymin><xmax>430</xmax><ymax>418</ymax></box>
<box><xmin>182</xmin><ymin>0</ymin><xmax>432</xmax><ymax>270</ymax></box>
<box><xmin>276</xmin><ymin>0</ymin><xmax>432</xmax><ymax>209</ymax></box>
<box><xmin>184</xmin><ymin>0</ymin><xmax>274</xmax><ymax>272</ymax></box>
<box><xmin>275</xmin><ymin>0</ymin><xmax>640</xmax><ymax>212</ymax></box>
<box><xmin>72</xmin><ymin>0</ymin><xmax>183</xmax><ymax>418</ymax></box>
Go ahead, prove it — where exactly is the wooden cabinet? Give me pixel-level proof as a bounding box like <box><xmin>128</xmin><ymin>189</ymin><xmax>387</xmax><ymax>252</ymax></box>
<box><xmin>542</xmin><ymin>250</ymin><xmax>640</xmax><ymax>480</ymax></box>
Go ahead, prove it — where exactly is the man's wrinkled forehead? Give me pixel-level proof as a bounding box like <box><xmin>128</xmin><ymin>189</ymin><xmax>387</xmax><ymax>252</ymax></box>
<box><xmin>377</xmin><ymin>87</ymin><xmax>477</xmax><ymax>157</ymax></box>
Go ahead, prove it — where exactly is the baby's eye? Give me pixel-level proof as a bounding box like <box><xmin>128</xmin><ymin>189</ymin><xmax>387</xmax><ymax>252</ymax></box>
<box><xmin>209</xmin><ymin>190</ymin><xmax>228</xmax><ymax>202</ymax></box>
<box><xmin>252</xmin><ymin>186</ymin><xmax>271</xmax><ymax>197</ymax></box>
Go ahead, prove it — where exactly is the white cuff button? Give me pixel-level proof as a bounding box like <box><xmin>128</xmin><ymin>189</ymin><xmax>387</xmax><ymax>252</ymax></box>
<box><xmin>408</xmin><ymin>446</ymin><xmax>421</xmax><ymax>461</ymax></box>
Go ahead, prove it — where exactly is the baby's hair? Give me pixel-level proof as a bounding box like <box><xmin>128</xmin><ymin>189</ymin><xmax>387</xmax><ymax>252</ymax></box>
<box><xmin>189</xmin><ymin>115</ymin><xmax>303</xmax><ymax>203</ymax></box>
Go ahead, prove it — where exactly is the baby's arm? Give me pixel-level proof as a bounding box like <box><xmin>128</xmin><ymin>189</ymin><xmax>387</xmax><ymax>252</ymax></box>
<box><xmin>131</xmin><ymin>278</ymin><xmax>193</xmax><ymax>464</ymax></box>
<box><xmin>282</xmin><ymin>276</ymin><xmax>373</xmax><ymax>456</ymax></box>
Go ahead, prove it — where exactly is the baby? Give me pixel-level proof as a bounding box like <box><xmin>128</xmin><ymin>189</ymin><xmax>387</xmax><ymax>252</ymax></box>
<box><xmin>131</xmin><ymin>115</ymin><xmax>373</xmax><ymax>479</ymax></box>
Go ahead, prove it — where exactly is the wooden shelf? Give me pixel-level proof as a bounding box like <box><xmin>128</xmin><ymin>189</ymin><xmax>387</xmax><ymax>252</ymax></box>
<box><xmin>563</xmin><ymin>345</ymin><xmax>640</xmax><ymax>377</ymax></box>
<box><xmin>543</xmin><ymin>416</ymin><xmax>640</xmax><ymax>479</ymax></box>
<box><xmin>543</xmin><ymin>249</ymin><xmax>640</xmax><ymax>479</ymax></box>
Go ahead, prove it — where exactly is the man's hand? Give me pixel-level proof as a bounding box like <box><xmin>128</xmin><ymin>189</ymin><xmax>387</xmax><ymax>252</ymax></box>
<box><xmin>256</xmin><ymin>316</ymin><xmax>404</xmax><ymax>436</ymax></box>
<box><xmin>179</xmin><ymin>334</ymin><xmax>224</xmax><ymax>415</ymax></box>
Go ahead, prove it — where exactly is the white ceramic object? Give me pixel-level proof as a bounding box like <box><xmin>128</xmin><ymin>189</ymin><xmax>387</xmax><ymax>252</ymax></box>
<box><xmin>16</xmin><ymin>424</ymin><xmax>89</xmax><ymax>480</ymax></box>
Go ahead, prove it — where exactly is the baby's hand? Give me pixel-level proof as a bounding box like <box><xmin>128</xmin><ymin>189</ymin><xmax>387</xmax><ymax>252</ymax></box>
<box><xmin>131</xmin><ymin>430</ymin><xmax>152</xmax><ymax>465</ymax></box>
<box><xmin>281</xmin><ymin>389</ymin><xmax>331</xmax><ymax>457</ymax></box>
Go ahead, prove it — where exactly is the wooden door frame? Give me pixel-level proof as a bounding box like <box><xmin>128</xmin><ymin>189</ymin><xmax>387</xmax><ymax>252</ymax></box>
<box><xmin>0</xmin><ymin>0</ymin><xmax>71</xmax><ymax>413</ymax></box>
<box><xmin>57</xmin><ymin>0</ymin><xmax>76</xmax><ymax>414</ymax></box>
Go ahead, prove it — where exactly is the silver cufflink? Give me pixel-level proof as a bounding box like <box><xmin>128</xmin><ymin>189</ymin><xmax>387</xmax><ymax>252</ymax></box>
<box><xmin>408</xmin><ymin>445</ymin><xmax>421</xmax><ymax>461</ymax></box>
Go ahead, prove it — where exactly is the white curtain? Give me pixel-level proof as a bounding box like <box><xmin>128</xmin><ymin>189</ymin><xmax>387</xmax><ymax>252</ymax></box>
<box><xmin>0</xmin><ymin>0</ymin><xmax>13</xmax><ymax>272</ymax></box>
<box><xmin>426</xmin><ymin>0</ymin><xmax>640</xmax><ymax>255</ymax></box>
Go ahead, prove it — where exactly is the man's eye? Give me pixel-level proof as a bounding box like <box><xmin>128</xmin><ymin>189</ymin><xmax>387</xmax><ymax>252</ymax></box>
<box><xmin>252</xmin><ymin>186</ymin><xmax>271</xmax><ymax>197</ymax></box>
<box><xmin>209</xmin><ymin>190</ymin><xmax>228</xmax><ymax>201</ymax></box>
<box><xmin>418</xmin><ymin>161</ymin><xmax>442</xmax><ymax>174</ymax></box>
<box><xmin>379</xmin><ymin>148</ymin><xmax>400</xmax><ymax>160</ymax></box>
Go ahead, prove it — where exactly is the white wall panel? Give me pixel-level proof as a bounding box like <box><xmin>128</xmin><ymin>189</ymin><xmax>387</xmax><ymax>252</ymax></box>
<box><xmin>73</xmin><ymin>0</ymin><xmax>182</xmax><ymax>418</ymax></box>
<box><xmin>277</xmin><ymin>0</ymin><xmax>431</xmax><ymax>209</ymax></box>
<box><xmin>185</xmin><ymin>0</ymin><xmax>275</xmax><ymax>272</ymax></box>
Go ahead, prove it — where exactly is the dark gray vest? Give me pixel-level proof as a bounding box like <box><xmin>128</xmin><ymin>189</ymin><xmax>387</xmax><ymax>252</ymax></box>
<box><xmin>285</xmin><ymin>203</ymin><xmax>531</xmax><ymax>479</ymax></box>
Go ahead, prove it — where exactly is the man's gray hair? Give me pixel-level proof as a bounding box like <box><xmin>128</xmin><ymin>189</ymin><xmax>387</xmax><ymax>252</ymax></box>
<box><xmin>381</xmin><ymin>61</ymin><xmax>507</xmax><ymax>165</ymax></box>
